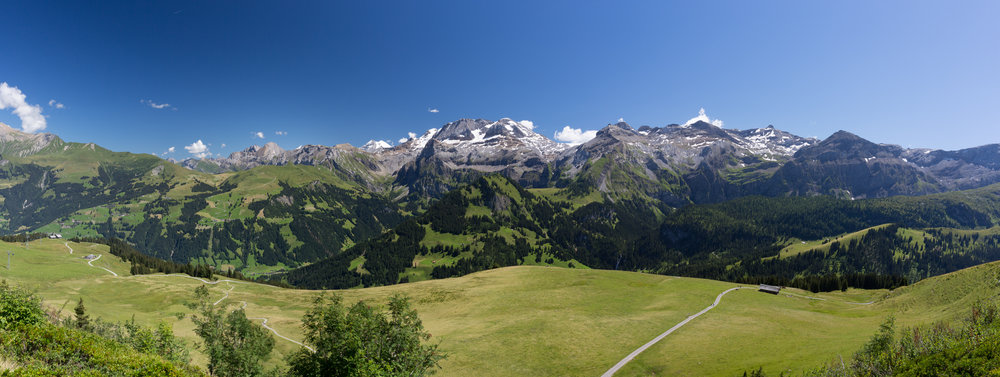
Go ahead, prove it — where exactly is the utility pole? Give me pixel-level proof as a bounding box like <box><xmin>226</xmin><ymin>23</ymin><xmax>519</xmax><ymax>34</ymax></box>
<box><xmin>7</xmin><ymin>250</ymin><xmax>12</xmax><ymax>270</ymax></box>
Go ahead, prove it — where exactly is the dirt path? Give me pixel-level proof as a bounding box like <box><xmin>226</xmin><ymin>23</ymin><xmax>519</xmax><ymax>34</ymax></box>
<box><xmin>213</xmin><ymin>282</ymin><xmax>235</xmax><ymax>306</ymax></box>
<box><xmin>601</xmin><ymin>286</ymin><xmax>747</xmax><ymax>377</ymax></box>
<box><xmin>130</xmin><ymin>274</ymin><xmax>314</xmax><ymax>352</ymax></box>
<box><xmin>64</xmin><ymin>242</ymin><xmax>72</xmax><ymax>254</ymax></box>
<box><xmin>86</xmin><ymin>254</ymin><xmax>119</xmax><ymax>277</ymax></box>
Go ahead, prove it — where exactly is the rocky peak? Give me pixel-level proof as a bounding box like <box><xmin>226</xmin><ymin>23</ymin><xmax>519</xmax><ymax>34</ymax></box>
<box><xmin>434</xmin><ymin>118</ymin><xmax>493</xmax><ymax>142</ymax></box>
<box><xmin>793</xmin><ymin>130</ymin><xmax>891</xmax><ymax>161</ymax></box>
<box><xmin>0</xmin><ymin>122</ymin><xmax>62</xmax><ymax>157</ymax></box>
<box><xmin>361</xmin><ymin>140</ymin><xmax>392</xmax><ymax>152</ymax></box>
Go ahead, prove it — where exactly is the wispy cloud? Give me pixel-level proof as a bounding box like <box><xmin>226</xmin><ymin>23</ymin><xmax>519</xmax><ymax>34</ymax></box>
<box><xmin>0</xmin><ymin>82</ymin><xmax>46</xmax><ymax>133</ymax></box>
<box><xmin>427</xmin><ymin>108</ymin><xmax>439</xmax><ymax>113</ymax></box>
<box><xmin>275</xmin><ymin>131</ymin><xmax>287</xmax><ymax>136</ymax></box>
<box><xmin>554</xmin><ymin>126</ymin><xmax>598</xmax><ymax>146</ymax></box>
<box><xmin>48</xmin><ymin>99</ymin><xmax>65</xmax><ymax>109</ymax></box>
<box><xmin>184</xmin><ymin>140</ymin><xmax>210</xmax><ymax>158</ymax></box>
<box><xmin>141</xmin><ymin>99</ymin><xmax>175</xmax><ymax>110</ymax></box>
<box><xmin>253</xmin><ymin>131</ymin><xmax>265</xmax><ymax>139</ymax></box>
<box><xmin>220</xmin><ymin>143</ymin><xmax>226</xmax><ymax>148</ymax></box>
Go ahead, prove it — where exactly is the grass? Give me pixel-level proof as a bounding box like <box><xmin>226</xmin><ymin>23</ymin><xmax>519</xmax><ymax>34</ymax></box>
<box><xmin>774</xmin><ymin>224</ymin><xmax>894</xmax><ymax>259</ymax></box>
<box><xmin>3</xmin><ymin>238</ymin><xmax>1000</xmax><ymax>376</ymax></box>
<box><xmin>419</xmin><ymin>225</ymin><xmax>476</xmax><ymax>248</ymax></box>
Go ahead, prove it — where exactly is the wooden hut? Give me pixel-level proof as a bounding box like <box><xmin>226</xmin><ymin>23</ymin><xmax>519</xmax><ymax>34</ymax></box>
<box><xmin>758</xmin><ymin>284</ymin><xmax>781</xmax><ymax>295</ymax></box>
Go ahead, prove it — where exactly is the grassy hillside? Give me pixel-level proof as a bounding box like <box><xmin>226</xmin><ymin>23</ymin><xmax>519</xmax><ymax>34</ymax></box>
<box><xmin>5</xmin><ymin>238</ymin><xmax>1000</xmax><ymax>376</ymax></box>
<box><xmin>0</xmin><ymin>144</ymin><xmax>405</xmax><ymax>276</ymax></box>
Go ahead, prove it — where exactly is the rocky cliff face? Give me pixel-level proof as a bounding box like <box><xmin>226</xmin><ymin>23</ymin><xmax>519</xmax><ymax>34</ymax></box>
<box><xmin>0</xmin><ymin>122</ymin><xmax>63</xmax><ymax>158</ymax></box>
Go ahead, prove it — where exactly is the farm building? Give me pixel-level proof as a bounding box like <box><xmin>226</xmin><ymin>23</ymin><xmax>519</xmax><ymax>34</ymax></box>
<box><xmin>758</xmin><ymin>284</ymin><xmax>781</xmax><ymax>295</ymax></box>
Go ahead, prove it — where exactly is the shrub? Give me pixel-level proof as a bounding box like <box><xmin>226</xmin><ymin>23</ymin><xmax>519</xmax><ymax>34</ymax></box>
<box><xmin>0</xmin><ymin>280</ymin><xmax>46</xmax><ymax>331</ymax></box>
<box><xmin>286</xmin><ymin>293</ymin><xmax>445</xmax><ymax>377</ymax></box>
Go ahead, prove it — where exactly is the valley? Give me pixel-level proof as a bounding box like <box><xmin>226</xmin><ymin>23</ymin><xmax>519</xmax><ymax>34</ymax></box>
<box><xmin>6</xmin><ymin>4</ymin><xmax>998</xmax><ymax>375</ymax></box>
<box><xmin>4</xmin><ymin>238</ymin><xmax>1000</xmax><ymax>376</ymax></box>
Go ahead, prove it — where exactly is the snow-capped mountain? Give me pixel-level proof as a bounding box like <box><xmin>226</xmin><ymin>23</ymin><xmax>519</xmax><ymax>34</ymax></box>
<box><xmin>361</xmin><ymin>140</ymin><xmax>392</xmax><ymax>152</ymax></box>
<box><xmin>389</xmin><ymin>118</ymin><xmax>570</xmax><ymax>196</ymax></box>
<box><xmin>171</xmin><ymin>113</ymin><xmax>1000</xmax><ymax>205</ymax></box>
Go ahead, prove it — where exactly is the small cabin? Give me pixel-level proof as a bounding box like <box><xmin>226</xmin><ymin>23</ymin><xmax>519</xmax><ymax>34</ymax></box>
<box><xmin>758</xmin><ymin>284</ymin><xmax>781</xmax><ymax>295</ymax></box>
<box><xmin>84</xmin><ymin>254</ymin><xmax>97</xmax><ymax>260</ymax></box>
<box><xmin>48</xmin><ymin>233</ymin><xmax>63</xmax><ymax>239</ymax></box>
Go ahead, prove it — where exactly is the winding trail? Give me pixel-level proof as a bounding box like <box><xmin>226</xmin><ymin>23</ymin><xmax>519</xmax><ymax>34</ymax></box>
<box><xmin>213</xmin><ymin>282</ymin><xmax>235</xmax><ymax>306</ymax></box>
<box><xmin>602</xmin><ymin>286</ymin><xmax>881</xmax><ymax>376</ymax></box>
<box><xmin>71</xmin><ymin>250</ymin><xmax>312</xmax><ymax>352</ymax></box>
<box><xmin>248</xmin><ymin>313</ymin><xmax>316</xmax><ymax>353</ymax></box>
<box><xmin>601</xmin><ymin>286</ymin><xmax>747</xmax><ymax>377</ymax></box>
<box><xmin>129</xmin><ymin>273</ymin><xmax>314</xmax><ymax>352</ymax></box>
<box><xmin>86</xmin><ymin>254</ymin><xmax>119</xmax><ymax>277</ymax></box>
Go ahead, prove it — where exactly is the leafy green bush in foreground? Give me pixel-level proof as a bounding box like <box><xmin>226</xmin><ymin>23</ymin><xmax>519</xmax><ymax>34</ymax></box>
<box><xmin>0</xmin><ymin>280</ymin><xmax>203</xmax><ymax>377</ymax></box>
<box><xmin>743</xmin><ymin>301</ymin><xmax>1000</xmax><ymax>376</ymax></box>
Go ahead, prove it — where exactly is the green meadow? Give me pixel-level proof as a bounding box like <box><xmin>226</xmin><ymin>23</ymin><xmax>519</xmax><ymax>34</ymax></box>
<box><xmin>2</xmin><ymin>238</ymin><xmax>998</xmax><ymax>376</ymax></box>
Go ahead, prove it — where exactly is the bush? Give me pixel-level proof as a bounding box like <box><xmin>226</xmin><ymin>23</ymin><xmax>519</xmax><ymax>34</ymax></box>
<box><xmin>0</xmin><ymin>280</ymin><xmax>46</xmax><ymax>331</ymax></box>
<box><xmin>286</xmin><ymin>293</ymin><xmax>445</xmax><ymax>377</ymax></box>
<box><xmin>0</xmin><ymin>280</ymin><xmax>201</xmax><ymax>376</ymax></box>
<box><xmin>0</xmin><ymin>323</ymin><xmax>200</xmax><ymax>376</ymax></box>
<box><xmin>742</xmin><ymin>301</ymin><xmax>1000</xmax><ymax>376</ymax></box>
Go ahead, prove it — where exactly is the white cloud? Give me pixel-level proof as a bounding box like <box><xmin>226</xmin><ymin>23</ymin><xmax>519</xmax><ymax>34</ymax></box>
<box><xmin>274</xmin><ymin>131</ymin><xmax>287</xmax><ymax>136</ymax></box>
<box><xmin>254</xmin><ymin>131</ymin><xmax>265</xmax><ymax>139</ymax></box>
<box><xmin>184</xmin><ymin>140</ymin><xmax>210</xmax><ymax>158</ymax></box>
<box><xmin>220</xmin><ymin>143</ymin><xmax>226</xmax><ymax>148</ymax></box>
<box><xmin>48</xmin><ymin>99</ymin><xmax>65</xmax><ymax>109</ymax></box>
<box><xmin>428</xmin><ymin>108</ymin><xmax>439</xmax><ymax>113</ymax></box>
<box><xmin>168</xmin><ymin>146</ymin><xmax>176</xmax><ymax>153</ymax></box>
<box><xmin>518</xmin><ymin>120</ymin><xmax>534</xmax><ymax>130</ymax></box>
<box><xmin>398</xmin><ymin>131</ymin><xmax>418</xmax><ymax>144</ymax></box>
<box><xmin>0</xmin><ymin>82</ymin><xmax>47</xmax><ymax>133</ymax></box>
<box><xmin>683</xmin><ymin>108</ymin><xmax>724</xmax><ymax>128</ymax></box>
<box><xmin>141</xmin><ymin>99</ymin><xmax>175</xmax><ymax>110</ymax></box>
<box><xmin>554</xmin><ymin>126</ymin><xmax>598</xmax><ymax>146</ymax></box>
<box><xmin>618</xmin><ymin>117</ymin><xmax>624</xmax><ymax>123</ymax></box>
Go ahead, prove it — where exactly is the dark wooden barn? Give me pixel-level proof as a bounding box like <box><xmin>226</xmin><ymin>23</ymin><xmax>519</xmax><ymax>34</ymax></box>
<box><xmin>758</xmin><ymin>284</ymin><xmax>781</xmax><ymax>295</ymax></box>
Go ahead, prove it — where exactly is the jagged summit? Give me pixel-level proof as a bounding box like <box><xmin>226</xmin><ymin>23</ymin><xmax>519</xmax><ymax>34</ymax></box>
<box><xmin>155</xmin><ymin>113</ymin><xmax>1000</xmax><ymax>202</ymax></box>
<box><xmin>361</xmin><ymin>140</ymin><xmax>392</xmax><ymax>152</ymax></box>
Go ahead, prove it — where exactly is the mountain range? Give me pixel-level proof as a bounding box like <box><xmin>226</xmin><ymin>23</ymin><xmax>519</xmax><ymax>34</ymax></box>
<box><xmin>2</xmin><ymin>114</ymin><xmax>1000</xmax><ymax>288</ymax></box>
<box><xmin>174</xmin><ymin>114</ymin><xmax>1000</xmax><ymax>203</ymax></box>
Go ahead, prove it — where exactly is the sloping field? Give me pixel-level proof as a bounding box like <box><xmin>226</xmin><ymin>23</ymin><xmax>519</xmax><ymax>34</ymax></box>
<box><xmin>2</xmin><ymin>238</ymin><xmax>997</xmax><ymax>376</ymax></box>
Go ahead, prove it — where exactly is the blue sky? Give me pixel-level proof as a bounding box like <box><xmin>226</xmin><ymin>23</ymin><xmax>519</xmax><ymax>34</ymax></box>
<box><xmin>1</xmin><ymin>1</ymin><xmax>998</xmax><ymax>158</ymax></box>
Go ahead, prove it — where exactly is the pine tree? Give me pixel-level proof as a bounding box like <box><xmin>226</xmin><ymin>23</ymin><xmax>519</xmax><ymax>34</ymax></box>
<box><xmin>74</xmin><ymin>298</ymin><xmax>90</xmax><ymax>329</ymax></box>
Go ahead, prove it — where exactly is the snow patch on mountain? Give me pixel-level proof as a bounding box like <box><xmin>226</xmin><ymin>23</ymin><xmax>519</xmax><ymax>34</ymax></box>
<box><xmin>362</xmin><ymin>140</ymin><xmax>393</xmax><ymax>152</ymax></box>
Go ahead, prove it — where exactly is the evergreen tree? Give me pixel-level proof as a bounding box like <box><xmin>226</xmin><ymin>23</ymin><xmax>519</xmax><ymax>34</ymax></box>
<box><xmin>74</xmin><ymin>298</ymin><xmax>90</xmax><ymax>330</ymax></box>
